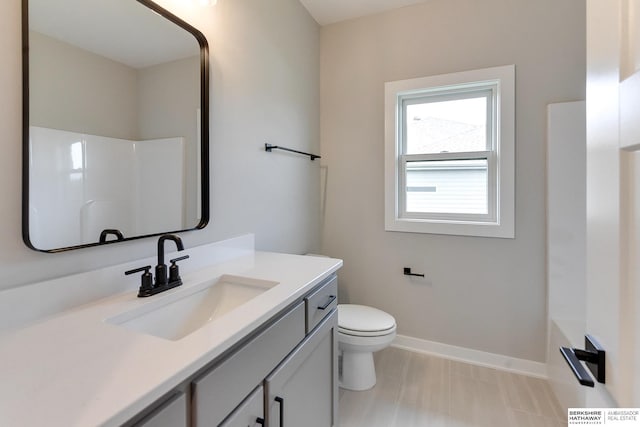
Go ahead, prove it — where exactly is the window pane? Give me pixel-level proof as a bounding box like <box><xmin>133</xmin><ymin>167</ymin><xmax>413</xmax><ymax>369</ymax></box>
<box><xmin>405</xmin><ymin>96</ymin><xmax>488</xmax><ymax>154</ymax></box>
<box><xmin>405</xmin><ymin>159</ymin><xmax>488</xmax><ymax>214</ymax></box>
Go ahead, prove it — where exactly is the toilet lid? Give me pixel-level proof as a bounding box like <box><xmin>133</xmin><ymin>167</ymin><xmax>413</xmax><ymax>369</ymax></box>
<box><xmin>338</xmin><ymin>304</ymin><xmax>396</xmax><ymax>333</ymax></box>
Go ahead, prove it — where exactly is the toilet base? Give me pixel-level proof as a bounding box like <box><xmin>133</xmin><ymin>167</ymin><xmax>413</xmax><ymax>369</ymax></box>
<box><xmin>340</xmin><ymin>350</ymin><xmax>377</xmax><ymax>391</ymax></box>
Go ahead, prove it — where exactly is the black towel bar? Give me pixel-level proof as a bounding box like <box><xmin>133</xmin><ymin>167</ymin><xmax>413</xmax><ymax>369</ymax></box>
<box><xmin>265</xmin><ymin>143</ymin><xmax>320</xmax><ymax>161</ymax></box>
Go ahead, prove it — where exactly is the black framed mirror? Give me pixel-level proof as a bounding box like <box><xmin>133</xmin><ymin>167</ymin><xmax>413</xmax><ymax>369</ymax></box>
<box><xmin>22</xmin><ymin>0</ymin><xmax>209</xmax><ymax>252</ymax></box>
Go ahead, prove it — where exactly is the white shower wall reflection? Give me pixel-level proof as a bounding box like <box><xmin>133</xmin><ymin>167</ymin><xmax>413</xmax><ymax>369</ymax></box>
<box><xmin>29</xmin><ymin>126</ymin><xmax>185</xmax><ymax>249</ymax></box>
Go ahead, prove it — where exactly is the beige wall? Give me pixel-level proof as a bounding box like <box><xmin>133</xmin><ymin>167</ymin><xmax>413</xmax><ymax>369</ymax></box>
<box><xmin>320</xmin><ymin>0</ymin><xmax>585</xmax><ymax>362</ymax></box>
<box><xmin>0</xmin><ymin>0</ymin><xmax>320</xmax><ymax>290</ymax></box>
<box><xmin>137</xmin><ymin>55</ymin><xmax>201</xmax><ymax>226</ymax></box>
<box><xmin>29</xmin><ymin>31</ymin><xmax>138</xmax><ymax>139</ymax></box>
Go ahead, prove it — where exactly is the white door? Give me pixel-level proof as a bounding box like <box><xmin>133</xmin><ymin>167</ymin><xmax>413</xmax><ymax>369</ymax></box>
<box><xmin>585</xmin><ymin>0</ymin><xmax>640</xmax><ymax>407</ymax></box>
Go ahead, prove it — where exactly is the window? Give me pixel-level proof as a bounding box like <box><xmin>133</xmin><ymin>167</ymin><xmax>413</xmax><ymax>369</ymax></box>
<box><xmin>384</xmin><ymin>65</ymin><xmax>515</xmax><ymax>238</ymax></box>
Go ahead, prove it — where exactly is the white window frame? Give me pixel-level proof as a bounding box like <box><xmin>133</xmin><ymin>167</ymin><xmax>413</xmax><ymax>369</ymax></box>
<box><xmin>384</xmin><ymin>65</ymin><xmax>515</xmax><ymax>238</ymax></box>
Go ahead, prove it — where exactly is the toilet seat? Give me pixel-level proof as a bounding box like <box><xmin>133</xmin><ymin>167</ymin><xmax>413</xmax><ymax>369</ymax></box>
<box><xmin>338</xmin><ymin>304</ymin><xmax>396</xmax><ymax>337</ymax></box>
<box><xmin>338</xmin><ymin>326</ymin><xmax>396</xmax><ymax>337</ymax></box>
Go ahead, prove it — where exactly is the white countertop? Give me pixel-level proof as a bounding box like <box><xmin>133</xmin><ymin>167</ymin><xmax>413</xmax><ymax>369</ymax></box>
<box><xmin>0</xmin><ymin>248</ymin><xmax>342</xmax><ymax>427</ymax></box>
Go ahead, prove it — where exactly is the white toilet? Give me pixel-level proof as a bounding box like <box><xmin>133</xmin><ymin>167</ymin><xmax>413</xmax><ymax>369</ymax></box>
<box><xmin>338</xmin><ymin>304</ymin><xmax>397</xmax><ymax>391</ymax></box>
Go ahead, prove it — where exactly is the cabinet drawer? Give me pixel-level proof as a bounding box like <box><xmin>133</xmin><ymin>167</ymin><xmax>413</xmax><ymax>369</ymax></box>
<box><xmin>219</xmin><ymin>385</ymin><xmax>264</xmax><ymax>427</ymax></box>
<box><xmin>134</xmin><ymin>392</ymin><xmax>187</xmax><ymax>427</ymax></box>
<box><xmin>305</xmin><ymin>275</ymin><xmax>338</xmax><ymax>333</ymax></box>
<box><xmin>193</xmin><ymin>301</ymin><xmax>305</xmax><ymax>427</ymax></box>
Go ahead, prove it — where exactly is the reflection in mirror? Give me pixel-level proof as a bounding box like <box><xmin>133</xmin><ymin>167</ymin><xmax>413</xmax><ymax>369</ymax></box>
<box><xmin>23</xmin><ymin>0</ymin><xmax>209</xmax><ymax>252</ymax></box>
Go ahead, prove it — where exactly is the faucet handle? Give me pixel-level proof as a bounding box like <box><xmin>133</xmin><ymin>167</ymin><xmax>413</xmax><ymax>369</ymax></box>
<box><xmin>169</xmin><ymin>255</ymin><xmax>190</xmax><ymax>263</ymax></box>
<box><xmin>125</xmin><ymin>265</ymin><xmax>153</xmax><ymax>296</ymax></box>
<box><xmin>169</xmin><ymin>255</ymin><xmax>189</xmax><ymax>284</ymax></box>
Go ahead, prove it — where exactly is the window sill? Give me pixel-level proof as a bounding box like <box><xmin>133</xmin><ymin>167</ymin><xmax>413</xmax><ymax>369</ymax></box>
<box><xmin>384</xmin><ymin>217</ymin><xmax>514</xmax><ymax>238</ymax></box>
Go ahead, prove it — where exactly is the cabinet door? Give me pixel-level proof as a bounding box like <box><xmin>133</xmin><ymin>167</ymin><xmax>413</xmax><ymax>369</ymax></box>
<box><xmin>265</xmin><ymin>310</ymin><xmax>338</xmax><ymax>427</ymax></box>
<box><xmin>219</xmin><ymin>385</ymin><xmax>264</xmax><ymax>427</ymax></box>
<box><xmin>134</xmin><ymin>392</ymin><xmax>187</xmax><ymax>427</ymax></box>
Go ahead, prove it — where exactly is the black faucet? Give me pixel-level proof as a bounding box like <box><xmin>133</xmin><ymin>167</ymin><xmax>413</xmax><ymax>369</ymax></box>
<box><xmin>125</xmin><ymin>234</ymin><xmax>189</xmax><ymax>297</ymax></box>
<box><xmin>156</xmin><ymin>234</ymin><xmax>184</xmax><ymax>287</ymax></box>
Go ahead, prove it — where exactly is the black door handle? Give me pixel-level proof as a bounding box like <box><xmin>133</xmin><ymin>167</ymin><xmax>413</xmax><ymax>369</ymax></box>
<box><xmin>559</xmin><ymin>334</ymin><xmax>605</xmax><ymax>387</ymax></box>
<box><xmin>275</xmin><ymin>396</ymin><xmax>284</xmax><ymax>427</ymax></box>
<box><xmin>560</xmin><ymin>347</ymin><xmax>595</xmax><ymax>387</ymax></box>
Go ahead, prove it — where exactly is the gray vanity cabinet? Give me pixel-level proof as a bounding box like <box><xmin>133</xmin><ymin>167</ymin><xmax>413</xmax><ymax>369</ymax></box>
<box><xmin>130</xmin><ymin>274</ymin><xmax>338</xmax><ymax>427</ymax></box>
<box><xmin>265</xmin><ymin>310</ymin><xmax>338</xmax><ymax>427</ymax></box>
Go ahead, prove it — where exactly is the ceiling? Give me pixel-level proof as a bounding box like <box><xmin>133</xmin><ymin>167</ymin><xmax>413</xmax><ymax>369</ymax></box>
<box><xmin>29</xmin><ymin>0</ymin><xmax>199</xmax><ymax>69</ymax></box>
<box><xmin>298</xmin><ymin>0</ymin><xmax>431</xmax><ymax>26</ymax></box>
<box><xmin>29</xmin><ymin>0</ymin><xmax>431</xmax><ymax>67</ymax></box>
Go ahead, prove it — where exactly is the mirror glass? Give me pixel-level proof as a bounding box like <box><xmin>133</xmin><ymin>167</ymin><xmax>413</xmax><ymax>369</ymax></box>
<box><xmin>23</xmin><ymin>0</ymin><xmax>209</xmax><ymax>252</ymax></box>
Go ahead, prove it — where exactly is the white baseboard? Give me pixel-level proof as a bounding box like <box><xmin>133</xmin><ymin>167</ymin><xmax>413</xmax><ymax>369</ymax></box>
<box><xmin>392</xmin><ymin>334</ymin><xmax>547</xmax><ymax>379</ymax></box>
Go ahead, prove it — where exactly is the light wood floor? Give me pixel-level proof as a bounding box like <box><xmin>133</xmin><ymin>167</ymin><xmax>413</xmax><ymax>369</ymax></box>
<box><xmin>338</xmin><ymin>347</ymin><xmax>566</xmax><ymax>427</ymax></box>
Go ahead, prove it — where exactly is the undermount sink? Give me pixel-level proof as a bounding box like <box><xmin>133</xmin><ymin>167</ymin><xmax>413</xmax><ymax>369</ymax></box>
<box><xmin>106</xmin><ymin>275</ymin><xmax>279</xmax><ymax>341</ymax></box>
